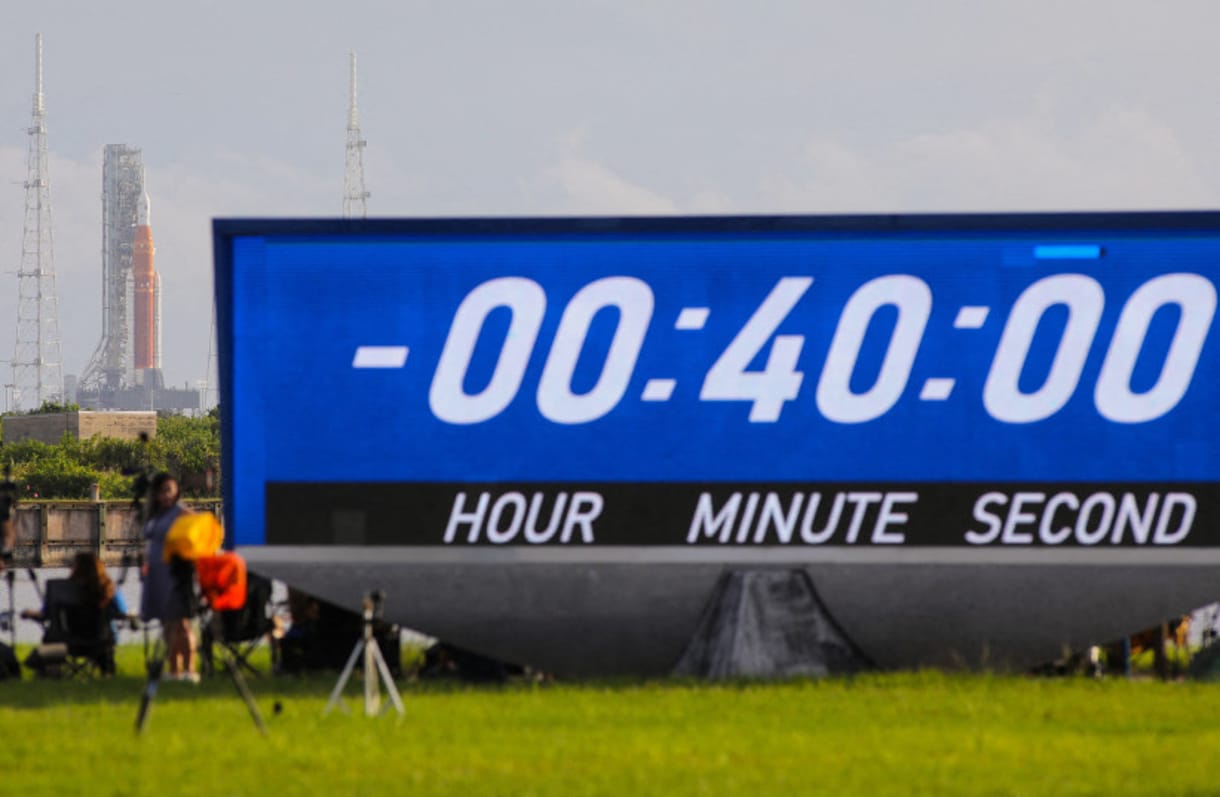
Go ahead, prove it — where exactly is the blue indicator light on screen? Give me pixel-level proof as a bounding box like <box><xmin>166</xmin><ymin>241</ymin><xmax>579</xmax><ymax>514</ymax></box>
<box><xmin>1034</xmin><ymin>244</ymin><xmax>1103</xmax><ymax>259</ymax></box>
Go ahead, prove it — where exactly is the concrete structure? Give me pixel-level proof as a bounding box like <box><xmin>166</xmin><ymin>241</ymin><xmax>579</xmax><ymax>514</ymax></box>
<box><xmin>7</xmin><ymin>501</ymin><xmax>221</xmax><ymax>568</ymax></box>
<box><xmin>2</xmin><ymin>410</ymin><xmax>156</xmax><ymax>445</ymax></box>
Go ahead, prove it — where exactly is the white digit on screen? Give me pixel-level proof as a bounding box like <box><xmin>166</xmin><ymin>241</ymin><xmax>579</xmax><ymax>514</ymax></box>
<box><xmin>983</xmin><ymin>274</ymin><xmax>1103</xmax><ymax>423</ymax></box>
<box><xmin>429</xmin><ymin>277</ymin><xmax>546</xmax><ymax>424</ymax></box>
<box><xmin>815</xmin><ymin>275</ymin><xmax>932</xmax><ymax>423</ymax></box>
<box><xmin>699</xmin><ymin>277</ymin><xmax>811</xmax><ymax>422</ymax></box>
<box><xmin>537</xmin><ymin>277</ymin><xmax>654</xmax><ymax>424</ymax></box>
<box><xmin>1094</xmin><ymin>274</ymin><xmax>1216</xmax><ymax>423</ymax></box>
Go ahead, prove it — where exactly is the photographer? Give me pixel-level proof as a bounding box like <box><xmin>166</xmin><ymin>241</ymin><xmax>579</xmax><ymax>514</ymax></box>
<box><xmin>0</xmin><ymin>464</ymin><xmax>18</xmax><ymax>677</ymax></box>
<box><xmin>1</xmin><ymin>465</ymin><xmax>15</xmax><ymax>573</ymax></box>
<box><xmin>140</xmin><ymin>473</ymin><xmax>199</xmax><ymax>683</ymax></box>
<box><xmin>0</xmin><ymin>516</ymin><xmax>12</xmax><ymax>574</ymax></box>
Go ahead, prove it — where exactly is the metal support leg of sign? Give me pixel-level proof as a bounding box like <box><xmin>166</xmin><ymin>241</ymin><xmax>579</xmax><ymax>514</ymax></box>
<box><xmin>323</xmin><ymin>591</ymin><xmax>404</xmax><ymax>717</ymax></box>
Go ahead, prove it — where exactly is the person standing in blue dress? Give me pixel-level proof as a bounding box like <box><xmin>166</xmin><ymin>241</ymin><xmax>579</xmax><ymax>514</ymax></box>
<box><xmin>140</xmin><ymin>473</ymin><xmax>198</xmax><ymax>682</ymax></box>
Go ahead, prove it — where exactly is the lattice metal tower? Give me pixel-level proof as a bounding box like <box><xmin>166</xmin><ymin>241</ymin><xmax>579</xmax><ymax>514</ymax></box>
<box><xmin>9</xmin><ymin>33</ymin><xmax>64</xmax><ymax>411</ymax></box>
<box><xmin>343</xmin><ymin>52</ymin><xmax>369</xmax><ymax>218</ymax></box>
<box><xmin>80</xmin><ymin>145</ymin><xmax>144</xmax><ymax>393</ymax></box>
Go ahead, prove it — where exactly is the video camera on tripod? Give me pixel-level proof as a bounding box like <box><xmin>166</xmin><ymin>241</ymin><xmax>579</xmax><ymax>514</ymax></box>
<box><xmin>323</xmin><ymin>589</ymin><xmax>404</xmax><ymax>717</ymax></box>
<box><xmin>1</xmin><ymin>460</ymin><xmax>17</xmax><ymax>565</ymax></box>
<box><xmin>1</xmin><ymin>451</ymin><xmax>20</xmax><ymax>647</ymax></box>
<box><xmin>126</xmin><ymin>432</ymin><xmax>155</xmax><ymax>522</ymax></box>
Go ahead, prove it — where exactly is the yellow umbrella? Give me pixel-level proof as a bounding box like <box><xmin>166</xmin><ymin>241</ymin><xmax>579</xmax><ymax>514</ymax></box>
<box><xmin>163</xmin><ymin>511</ymin><xmax>224</xmax><ymax>562</ymax></box>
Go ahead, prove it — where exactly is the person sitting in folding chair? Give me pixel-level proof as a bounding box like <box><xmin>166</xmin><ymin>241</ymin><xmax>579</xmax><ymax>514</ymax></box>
<box><xmin>22</xmin><ymin>552</ymin><xmax>128</xmax><ymax>677</ymax></box>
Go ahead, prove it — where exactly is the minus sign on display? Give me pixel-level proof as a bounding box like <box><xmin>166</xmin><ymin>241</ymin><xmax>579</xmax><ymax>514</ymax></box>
<box><xmin>352</xmin><ymin>346</ymin><xmax>409</xmax><ymax>368</ymax></box>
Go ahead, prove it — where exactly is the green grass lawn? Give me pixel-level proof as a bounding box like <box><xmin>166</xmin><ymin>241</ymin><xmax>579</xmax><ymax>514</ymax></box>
<box><xmin>1</xmin><ymin>646</ymin><xmax>1218</xmax><ymax>797</ymax></box>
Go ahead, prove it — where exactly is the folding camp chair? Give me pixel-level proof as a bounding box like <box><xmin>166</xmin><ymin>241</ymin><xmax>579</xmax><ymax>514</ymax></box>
<box><xmin>201</xmin><ymin>571</ymin><xmax>276</xmax><ymax>677</ymax></box>
<box><xmin>30</xmin><ymin>579</ymin><xmax>116</xmax><ymax>677</ymax></box>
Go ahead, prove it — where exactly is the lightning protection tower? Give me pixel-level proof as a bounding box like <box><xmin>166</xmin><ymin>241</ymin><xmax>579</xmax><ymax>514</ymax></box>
<box><xmin>343</xmin><ymin>51</ymin><xmax>370</xmax><ymax>218</ymax></box>
<box><xmin>9</xmin><ymin>33</ymin><xmax>64</xmax><ymax>411</ymax></box>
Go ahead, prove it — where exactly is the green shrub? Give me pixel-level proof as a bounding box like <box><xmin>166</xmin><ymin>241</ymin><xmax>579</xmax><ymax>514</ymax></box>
<box><xmin>98</xmin><ymin>470</ymin><xmax>136</xmax><ymax>500</ymax></box>
<box><xmin>17</xmin><ymin>459</ymin><xmax>101</xmax><ymax>499</ymax></box>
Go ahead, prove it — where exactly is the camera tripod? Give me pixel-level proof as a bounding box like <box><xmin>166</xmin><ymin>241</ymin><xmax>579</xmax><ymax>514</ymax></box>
<box><xmin>324</xmin><ymin>591</ymin><xmax>404</xmax><ymax>717</ymax></box>
<box><xmin>2</xmin><ymin>566</ymin><xmax>17</xmax><ymax>648</ymax></box>
<box><xmin>1</xmin><ymin>456</ymin><xmax>25</xmax><ymax>648</ymax></box>
<box><xmin>2</xmin><ymin>560</ymin><xmax>42</xmax><ymax>648</ymax></box>
<box><xmin>135</xmin><ymin>628</ymin><xmax>268</xmax><ymax>735</ymax></box>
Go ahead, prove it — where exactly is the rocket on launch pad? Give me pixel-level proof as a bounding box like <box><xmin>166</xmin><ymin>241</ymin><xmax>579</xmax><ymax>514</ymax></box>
<box><xmin>79</xmin><ymin>149</ymin><xmax>195</xmax><ymax>410</ymax></box>
<box><xmin>132</xmin><ymin>185</ymin><xmax>159</xmax><ymax>372</ymax></box>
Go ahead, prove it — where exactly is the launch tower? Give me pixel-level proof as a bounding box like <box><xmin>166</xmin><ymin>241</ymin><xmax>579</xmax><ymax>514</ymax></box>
<box><xmin>80</xmin><ymin>145</ymin><xmax>142</xmax><ymax>395</ymax></box>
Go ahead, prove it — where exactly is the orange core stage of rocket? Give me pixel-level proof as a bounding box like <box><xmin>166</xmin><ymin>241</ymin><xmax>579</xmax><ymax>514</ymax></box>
<box><xmin>133</xmin><ymin>190</ymin><xmax>157</xmax><ymax>371</ymax></box>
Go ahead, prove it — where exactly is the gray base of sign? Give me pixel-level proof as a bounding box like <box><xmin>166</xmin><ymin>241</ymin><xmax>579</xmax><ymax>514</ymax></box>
<box><xmin>243</xmin><ymin>546</ymin><xmax>1220</xmax><ymax>677</ymax></box>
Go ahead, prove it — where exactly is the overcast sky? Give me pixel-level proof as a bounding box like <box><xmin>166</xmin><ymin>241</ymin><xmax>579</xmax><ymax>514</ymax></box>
<box><xmin>2</xmin><ymin>1</ymin><xmax>1219</xmax><ymax>401</ymax></box>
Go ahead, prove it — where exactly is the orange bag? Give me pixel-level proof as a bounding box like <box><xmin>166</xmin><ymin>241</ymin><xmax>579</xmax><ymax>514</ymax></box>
<box><xmin>196</xmin><ymin>552</ymin><xmax>247</xmax><ymax>611</ymax></box>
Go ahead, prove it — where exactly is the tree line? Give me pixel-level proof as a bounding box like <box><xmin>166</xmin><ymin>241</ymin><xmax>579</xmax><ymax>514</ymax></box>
<box><xmin>0</xmin><ymin>406</ymin><xmax>220</xmax><ymax>500</ymax></box>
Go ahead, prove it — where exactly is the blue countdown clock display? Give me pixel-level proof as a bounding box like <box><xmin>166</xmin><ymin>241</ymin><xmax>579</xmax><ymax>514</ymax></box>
<box><xmin>214</xmin><ymin>214</ymin><xmax>1220</xmax><ymax>550</ymax></box>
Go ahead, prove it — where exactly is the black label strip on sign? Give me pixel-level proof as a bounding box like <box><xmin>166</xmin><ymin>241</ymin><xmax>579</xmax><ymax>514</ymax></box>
<box><xmin>264</xmin><ymin>482</ymin><xmax>1220</xmax><ymax>547</ymax></box>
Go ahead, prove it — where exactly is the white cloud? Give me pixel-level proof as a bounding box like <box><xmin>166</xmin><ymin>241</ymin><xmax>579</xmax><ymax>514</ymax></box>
<box><xmin>689</xmin><ymin>189</ymin><xmax>736</xmax><ymax>214</ymax></box>
<box><xmin>528</xmin><ymin>133</ymin><xmax>743</xmax><ymax>216</ymax></box>
<box><xmin>534</xmin><ymin>132</ymin><xmax>679</xmax><ymax>215</ymax></box>
<box><xmin>761</xmin><ymin>104</ymin><xmax>1218</xmax><ymax>213</ymax></box>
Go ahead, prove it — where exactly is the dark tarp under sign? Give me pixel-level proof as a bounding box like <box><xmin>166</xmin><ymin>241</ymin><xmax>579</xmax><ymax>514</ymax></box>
<box><xmin>673</xmin><ymin>569</ymin><xmax>869</xmax><ymax>679</ymax></box>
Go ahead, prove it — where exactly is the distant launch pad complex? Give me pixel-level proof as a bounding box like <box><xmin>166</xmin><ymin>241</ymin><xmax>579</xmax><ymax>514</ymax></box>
<box><xmin>8</xmin><ymin>36</ymin><xmax>198</xmax><ymax>413</ymax></box>
<box><xmin>9</xmin><ymin>37</ymin><xmax>365</xmax><ymax>412</ymax></box>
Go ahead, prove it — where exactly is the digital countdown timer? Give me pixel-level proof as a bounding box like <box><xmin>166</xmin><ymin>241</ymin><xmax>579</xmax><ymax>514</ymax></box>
<box><xmin>214</xmin><ymin>215</ymin><xmax>1220</xmax><ymax>549</ymax></box>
